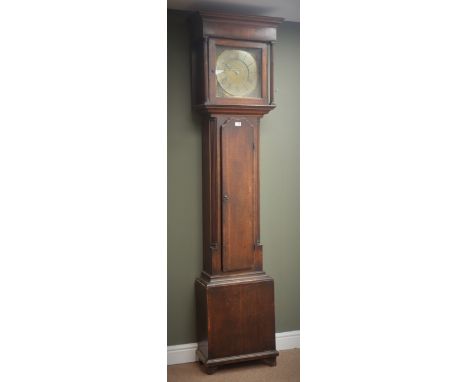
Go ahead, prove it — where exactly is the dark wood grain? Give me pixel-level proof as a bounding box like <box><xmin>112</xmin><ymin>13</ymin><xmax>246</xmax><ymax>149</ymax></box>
<box><xmin>209</xmin><ymin>280</ymin><xmax>276</xmax><ymax>358</ymax></box>
<box><xmin>252</xmin><ymin>118</ymin><xmax>263</xmax><ymax>271</ymax></box>
<box><xmin>191</xmin><ymin>11</ymin><xmax>282</xmax><ymax>374</ymax></box>
<box><xmin>195</xmin><ymin>275</ymin><xmax>278</xmax><ymax>368</ymax></box>
<box><xmin>195</xmin><ymin>104</ymin><xmax>276</xmax><ymax>115</ymax></box>
<box><xmin>201</xmin><ymin>115</ymin><xmax>267</xmax><ymax>275</ymax></box>
<box><xmin>269</xmin><ymin>42</ymin><xmax>275</xmax><ymax>105</ymax></box>
<box><xmin>191</xmin><ymin>11</ymin><xmax>283</xmax><ymax>43</ymax></box>
<box><xmin>221</xmin><ymin>118</ymin><xmax>255</xmax><ymax>272</ymax></box>
<box><xmin>201</xmin><ymin>116</ymin><xmax>222</xmax><ymax>274</ymax></box>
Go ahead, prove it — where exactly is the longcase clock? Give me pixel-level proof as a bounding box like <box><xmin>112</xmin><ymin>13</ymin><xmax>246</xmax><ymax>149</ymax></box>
<box><xmin>190</xmin><ymin>11</ymin><xmax>283</xmax><ymax>374</ymax></box>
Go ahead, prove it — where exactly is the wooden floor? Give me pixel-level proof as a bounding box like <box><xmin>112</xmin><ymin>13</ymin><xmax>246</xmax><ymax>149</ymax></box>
<box><xmin>168</xmin><ymin>349</ymin><xmax>299</xmax><ymax>381</ymax></box>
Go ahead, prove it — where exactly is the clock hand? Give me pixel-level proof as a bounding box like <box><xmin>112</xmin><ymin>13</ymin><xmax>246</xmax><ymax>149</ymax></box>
<box><xmin>224</xmin><ymin>63</ymin><xmax>240</xmax><ymax>74</ymax></box>
<box><xmin>217</xmin><ymin>68</ymin><xmax>239</xmax><ymax>74</ymax></box>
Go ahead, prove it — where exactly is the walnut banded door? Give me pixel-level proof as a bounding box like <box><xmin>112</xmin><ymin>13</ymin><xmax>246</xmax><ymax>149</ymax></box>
<box><xmin>221</xmin><ymin>118</ymin><xmax>257</xmax><ymax>272</ymax></box>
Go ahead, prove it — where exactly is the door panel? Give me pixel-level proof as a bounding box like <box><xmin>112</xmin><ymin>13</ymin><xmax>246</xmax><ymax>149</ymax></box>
<box><xmin>221</xmin><ymin>119</ymin><xmax>255</xmax><ymax>272</ymax></box>
<box><xmin>208</xmin><ymin>280</ymin><xmax>276</xmax><ymax>358</ymax></box>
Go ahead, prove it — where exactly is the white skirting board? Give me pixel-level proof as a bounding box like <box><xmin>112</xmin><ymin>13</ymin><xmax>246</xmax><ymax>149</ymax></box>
<box><xmin>167</xmin><ymin>330</ymin><xmax>300</xmax><ymax>365</ymax></box>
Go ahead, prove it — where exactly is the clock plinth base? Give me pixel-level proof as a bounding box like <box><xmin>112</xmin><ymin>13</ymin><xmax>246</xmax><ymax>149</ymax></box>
<box><xmin>197</xmin><ymin>349</ymin><xmax>279</xmax><ymax>374</ymax></box>
<box><xmin>195</xmin><ymin>274</ymin><xmax>278</xmax><ymax>374</ymax></box>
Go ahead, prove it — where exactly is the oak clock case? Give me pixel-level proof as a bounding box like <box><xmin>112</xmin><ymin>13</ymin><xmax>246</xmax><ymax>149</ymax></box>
<box><xmin>190</xmin><ymin>11</ymin><xmax>283</xmax><ymax>375</ymax></box>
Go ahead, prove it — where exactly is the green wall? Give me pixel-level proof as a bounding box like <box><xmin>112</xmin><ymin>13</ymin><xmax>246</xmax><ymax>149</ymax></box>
<box><xmin>167</xmin><ymin>10</ymin><xmax>299</xmax><ymax>346</ymax></box>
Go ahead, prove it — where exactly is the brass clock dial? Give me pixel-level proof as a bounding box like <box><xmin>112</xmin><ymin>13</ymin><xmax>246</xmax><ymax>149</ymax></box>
<box><xmin>216</xmin><ymin>49</ymin><xmax>258</xmax><ymax>97</ymax></box>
